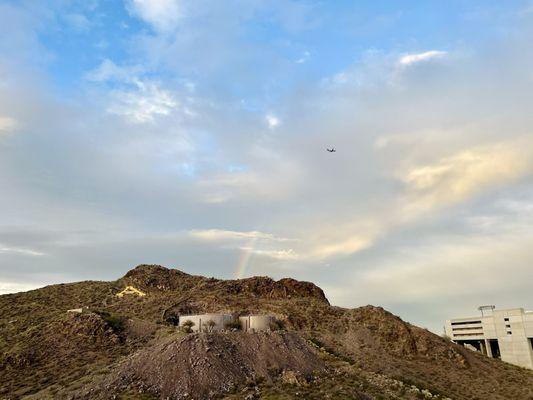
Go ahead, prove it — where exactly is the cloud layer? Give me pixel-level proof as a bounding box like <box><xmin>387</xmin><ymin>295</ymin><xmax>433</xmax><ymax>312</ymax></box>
<box><xmin>1</xmin><ymin>0</ymin><xmax>533</xmax><ymax>332</ymax></box>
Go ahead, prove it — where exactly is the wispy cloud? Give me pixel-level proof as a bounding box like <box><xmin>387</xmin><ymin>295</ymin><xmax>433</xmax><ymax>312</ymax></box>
<box><xmin>399</xmin><ymin>50</ymin><xmax>447</xmax><ymax>66</ymax></box>
<box><xmin>296</xmin><ymin>50</ymin><xmax>311</xmax><ymax>64</ymax></box>
<box><xmin>0</xmin><ymin>246</ymin><xmax>46</xmax><ymax>256</ymax></box>
<box><xmin>401</xmin><ymin>139</ymin><xmax>533</xmax><ymax>213</ymax></box>
<box><xmin>189</xmin><ymin>229</ymin><xmax>293</xmax><ymax>243</ymax></box>
<box><xmin>87</xmin><ymin>60</ymin><xmax>180</xmax><ymax>123</ymax></box>
<box><xmin>310</xmin><ymin>235</ymin><xmax>373</xmax><ymax>259</ymax></box>
<box><xmin>86</xmin><ymin>59</ymin><xmax>143</xmax><ymax>83</ymax></box>
<box><xmin>126</xmin><ymin>0</ymin><xmax>183</xmax><ymax>32</ymax></box>
<box><xmin>265</xmin><ymin>114</ymin><xmax>281</xmax><ymax>129</ymax></box>
<box><xmin>0</xmin><ymin>116</ymin><xmax>17</xmax><ymax>134</ymax></box>
<box><xmin>239</xmin><ymin>246</ymin><xmax>299</xmax><ymax>260</ymax></box>
<box><xmin>107</xmin><ymin>80</ymin><xmax>178</xmax><ymax>123</ymax></box>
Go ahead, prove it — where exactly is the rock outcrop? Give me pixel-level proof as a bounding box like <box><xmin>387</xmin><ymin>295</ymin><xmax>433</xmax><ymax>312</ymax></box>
<box><xmin>121</xmin><ymin>264</ymin><xmax>329</xmax><ymax>304</ymax></box>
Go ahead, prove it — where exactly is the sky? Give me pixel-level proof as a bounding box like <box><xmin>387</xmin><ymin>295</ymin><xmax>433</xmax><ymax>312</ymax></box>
<box><xmin>1</xmin><ymin>0</ymin><xmax>533</xmax><ymax>333</ymax></box>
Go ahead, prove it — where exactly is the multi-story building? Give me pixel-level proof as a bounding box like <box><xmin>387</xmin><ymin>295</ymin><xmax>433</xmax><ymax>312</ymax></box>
<box><xmin>445</xmin><ymin>307</ymin><xmax>533</xmax><ymax>369</ymax></box>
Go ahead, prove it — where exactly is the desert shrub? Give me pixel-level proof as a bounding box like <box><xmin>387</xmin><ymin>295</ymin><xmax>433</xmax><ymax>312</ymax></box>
<box><xmin>164</xmin><ymin>311</ymin><xmax>180</xmax><ymax>326</ymax></box>
<box><xmin>308</xmin><ymin>337</ymin><xmax>355</xmax><ymax>364</ymax></box>
<box><xmin>205</xmin><ymin>319</ymin><xmax>217</xmax><ymax>332</ymax></box>
<box><xmin>269</xmin><ymin>319</ymin><xmax>285</xmax><ymax>331</ymax></box>
<box><xmin>308</xmin><ymin>337</ymin><xmax>325</xmax><ymax>348</ymax></box>
<box><xmin>225</xmin><ymin>320</ymin><xmax>242</xmax><ymax>330</ymax></box>
<box><xmin>181</xmin><ymin>319</ymin><xmax>195</xmax><ymax>333</ymax></box>
<box><xmin>95</xmin><ymin>311</ymin><xmax>125</xmax><ymax>333</ymax></box>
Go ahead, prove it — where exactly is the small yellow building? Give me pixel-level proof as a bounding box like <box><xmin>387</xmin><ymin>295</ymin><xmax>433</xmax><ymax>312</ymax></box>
<box><xmin>116</xmin><ymin>286</ymin><xmax>146</xmax><ymax>298</ymax></box>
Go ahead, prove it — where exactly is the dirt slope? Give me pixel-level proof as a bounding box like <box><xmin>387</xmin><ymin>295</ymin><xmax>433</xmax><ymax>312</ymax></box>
<box><xmin>75</xmin><ymin>331</ymin><xmax>324</xmax><ymax>400</ymax></box>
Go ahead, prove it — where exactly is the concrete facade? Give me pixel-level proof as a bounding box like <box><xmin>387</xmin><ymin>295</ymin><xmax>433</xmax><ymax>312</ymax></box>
<box><xmin>178</xmin><ymin>314</ymin><xmax>275</xmax><ymax>333</ymax></box>
<box><xmin>178</xmin><ymin>313</ymin><xmax>234</xmax><ymax>332</ymax></box>
<box><xmin>239</xmin><ymin>315</ymin><xmax>273</xmax><ymax>332</ymax></box>
<box><xmin>446</xmin><ymin>308</ymin><xmax>533</xmax><ymax>369</ymax></box>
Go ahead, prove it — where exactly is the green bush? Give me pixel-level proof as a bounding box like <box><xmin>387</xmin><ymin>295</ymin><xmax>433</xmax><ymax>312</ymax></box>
<box><xmin>95</xmin><ymin>311</ymin><xmax>125</xmax><ymax>333</ymax></box>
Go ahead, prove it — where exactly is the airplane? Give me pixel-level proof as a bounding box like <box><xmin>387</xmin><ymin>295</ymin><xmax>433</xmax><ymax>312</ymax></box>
<box><xmin>326</xmin><ymin>148</ymin><xmax>336</xmax><ymax>152</ymax></box>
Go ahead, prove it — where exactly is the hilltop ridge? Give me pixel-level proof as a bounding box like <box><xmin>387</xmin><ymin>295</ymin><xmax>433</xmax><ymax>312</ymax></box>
<box><xmin>1</xmin><ymin>264</ymin><xmax>533</xmax><ymax>400</ymax></box>
<box><xmin>122</xmin><ymin>264</ymin><xmax>329</xmax><ymax>303</ymax></box>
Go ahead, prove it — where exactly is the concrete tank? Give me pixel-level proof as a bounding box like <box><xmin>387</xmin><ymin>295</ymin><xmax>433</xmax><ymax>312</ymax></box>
<box><xmin>239</xmin><ymin>315</ymin><xmax>274</xmax><ymax>332</ymax></box>
<box><xmin>179</xmin><ymin>313</ymin><xmax>233</xmax><ymax>332</ymax></box>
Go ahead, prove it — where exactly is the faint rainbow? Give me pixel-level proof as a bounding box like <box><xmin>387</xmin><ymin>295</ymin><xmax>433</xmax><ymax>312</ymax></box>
<box><xmin>233</xmin><ymin>238</ymin><xmax>257</xmax><ymax>279</ymax></box>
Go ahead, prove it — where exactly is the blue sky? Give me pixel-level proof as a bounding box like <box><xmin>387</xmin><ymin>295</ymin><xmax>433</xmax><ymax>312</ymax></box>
<box><xmin>32</xmin><ymin>1</ymin><xmax>517</xmax><ymax>95</ymax></box>
<box><xmin>1</xmin><ymin>0</ymin><xmax>533</xmax><ymax>333</ymax></box>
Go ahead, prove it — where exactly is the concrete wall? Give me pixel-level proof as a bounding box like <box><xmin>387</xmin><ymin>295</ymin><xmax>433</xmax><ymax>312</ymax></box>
<box><xmin>239</xmin><ymin>315</ymin><xmax>273</xmax><ymax>332</ymax></box>
<box><xmin>447</xmin><ymin>308</ymin><xmax>533</xmax><ymax>369</ymax></box>
<box><xmin>493</xmin><ymin>309</ymin><xmax>533</xmax><ymax>369</ymax></box>
<box><xmin>178</xmin><ymin>314</ymin><xmax>275</xmax><ymax>333</ymax></box>
<box><xmin>179</xmin><ymin>314</ymin><xmax>233</xmax><ymax>332</ymax></box>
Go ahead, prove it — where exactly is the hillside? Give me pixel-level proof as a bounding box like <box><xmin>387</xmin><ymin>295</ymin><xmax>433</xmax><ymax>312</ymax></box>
<box><xmin>1</xmin><ymin>264</ymin><xmax>533</xmax><ymax>399</ymax></box>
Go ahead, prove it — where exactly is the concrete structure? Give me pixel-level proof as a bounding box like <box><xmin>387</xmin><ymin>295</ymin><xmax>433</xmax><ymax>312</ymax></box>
<box><xmin>239</xmin><ymin>315</ymin><xmax>274</xmax><ymax>332</ymax></box>
<box><xmin>116</xmin><ymin>286</ymin><xmax>146</xmax><ymax>298</ymax></box>
<box><xmin>446</xmin><ymin>308</ymin><xmax>533</xmax><ymax>369</ymax></box>
<box><xmin>178</xmin><ymin>313</ymin><xmax>233</xmax><ymax>332</ymax></box>
<box><xmin>178</xmin><ymin>313</ymin><xmax>275</xmax><ymax>333</ymax></box>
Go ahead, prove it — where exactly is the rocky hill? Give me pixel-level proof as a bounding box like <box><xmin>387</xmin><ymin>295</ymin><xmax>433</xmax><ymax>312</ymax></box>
<box><xmin>1</xmin><ymin>264</ymin><xmax>533</xmax><ymax>400</ymax></box>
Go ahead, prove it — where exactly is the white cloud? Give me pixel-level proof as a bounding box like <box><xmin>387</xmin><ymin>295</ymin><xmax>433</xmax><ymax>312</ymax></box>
<box><xmin>86</xmin><ymin>59</ymin><xmax>141</xmax><ymax>83</ymax></box>
<box><xmin>0</xmin><ymin>246</ymin><xmax>46</xmax><ymax>256</ymax></box>
<box><xmin>0</xmin><ymin>116</ymin><xmax>17</xmax><ymax>133</ymax></box>
<box><xmin>400</xmin><ymin>139</ymin><xmax>533</xmax><ymax>213</ymax></box>
<box><xmin>107</xmin><ymin>80</ymin><xmax>178</xmax><ymax>123</ymax></box>
<box><xmin>126</xmin><ymin>0</ymin><xmax>183</xmax><ymax>32</ymax></box>
<box><xmin>296</xmin><ymin>50</ymin><xmax>310</xmax><ymax>64</ymax></box>
<box><xmin>87</xmin><ymin>60</ymin><xmax>185</xmax><ymax>123</ymax></box>
<box><xmin>189</xmin><ymin>229</ymin><xmax>292</xmax><ymax>243</ymax></box>
<box><xmin>240</xmin><ymin>246</ymin><xmax>299</xmax><ymax>260</ymax></box>
<box><xmin>265</xmin><ymin>114</ymin><xmax>280</xmax><ymax>129</ymax></box>
<box><xmin>0</xmin><ymin>281</ymin><xmax>43</xmax><ymax>295</ymax></box>
<box><xmin>189</xmin><ymin>229</ymin><xmax>298</xmax><ymax>262</ymax></box>
<box><xmin>399</xmin><ymin>50</ymin><xmax>447</xmax><ymax>66</ymax></box>
<box><xmin>310</xmin><ymin>235</ymin><xmax>373</xmax><ymax>259</ymax></box>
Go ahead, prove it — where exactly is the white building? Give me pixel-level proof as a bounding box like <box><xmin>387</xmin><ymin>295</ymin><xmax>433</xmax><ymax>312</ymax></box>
<box><xmin>445</xmin><ymin>307</ymin><xmax>533</xmax><ymax>369</ymax></box>
<box><xmin>178</xmin><ymin>313</ymin><xmax>275</xmax><ymax>333</ymax></box>
<box><xmin>178</xmin><ymin>313</ymin><xmax>233</xmax><ymax>332</ymax></box>
<box><xmin>239</xmin><ymin>315</ymin><xmax>274</xmax><ymax>332</ymax></box>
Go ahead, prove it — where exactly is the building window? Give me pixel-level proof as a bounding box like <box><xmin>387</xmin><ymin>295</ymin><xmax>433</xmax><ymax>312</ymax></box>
<box><xmin>451</xmin><ymin>320</ymin><xmax>482</xmax><ymax>326</ymax></box>
<box><xmin>507</xmin><ymin>331</ymin><xmax>512</xmax><ymax>335</ymax></box>
<box><xmin>452</xmin><ymin>326</ymin><xmax>484</xmax><ymax>331</ymax></box>
<box><xmin>504</xmin><ymin>317</ymin><xmax>509</xmax><ymax>322</ymax></box>
<box><xmin>505</xmin><ymin>324</ymin><xmax>511</xmax><ymax>328</ymax></box>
